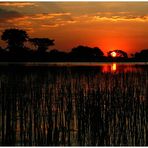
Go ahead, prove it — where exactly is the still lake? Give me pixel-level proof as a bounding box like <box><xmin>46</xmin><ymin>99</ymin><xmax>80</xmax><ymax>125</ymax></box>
<box><xmin>0</xmin><ymin>62</ymin><xmax>147</xmax><ymax>146</ymax></box>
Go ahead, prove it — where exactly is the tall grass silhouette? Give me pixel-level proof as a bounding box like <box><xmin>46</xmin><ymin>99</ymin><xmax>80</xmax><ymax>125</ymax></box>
<box><xmin>0</xmin><ymin>64</ymin><xmax>147</xmax><ymax>146</ymax></box>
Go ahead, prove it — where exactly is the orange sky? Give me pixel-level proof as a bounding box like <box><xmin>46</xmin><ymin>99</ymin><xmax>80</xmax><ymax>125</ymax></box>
<box><xmin>0</xmin><ymin>2</ymin><xmax>148</xmax><ymax>56</ymax></box>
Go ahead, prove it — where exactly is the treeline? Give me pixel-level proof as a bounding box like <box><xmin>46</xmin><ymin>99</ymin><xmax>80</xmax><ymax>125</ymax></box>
<box><xmin>0</xmin><ymin>28</ymin><xmax>148</xmax><ymax>62</ymax></box>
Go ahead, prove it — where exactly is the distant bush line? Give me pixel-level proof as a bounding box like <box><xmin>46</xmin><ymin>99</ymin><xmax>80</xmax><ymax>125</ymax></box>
<box><xmin>0</xmin><ymin>28</ymin><xmax>148</xmax><ymax>62</ymax></box>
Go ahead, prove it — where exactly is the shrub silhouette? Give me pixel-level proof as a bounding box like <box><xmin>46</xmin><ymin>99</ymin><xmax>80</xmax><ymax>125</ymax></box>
<box><xmin>71</xmin><ymin>45</ymin><xmax>104</xmax><ymax>56</ymax></box>
<box><xmin>134</xmin><ymin>49</ymin><xmax>148</xmax><ymax>59</ymax></box>
<box><xmin>70</xmin><ymin>45</ymin><xmax>104</xmax><ymax>61</ymax></box>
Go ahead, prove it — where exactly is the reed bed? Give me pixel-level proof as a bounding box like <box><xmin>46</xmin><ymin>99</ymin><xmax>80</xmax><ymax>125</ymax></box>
<box><xmin>0</xmin><ymin>65</ymin><xmax>147</xmax><ymax>146</ymax></box>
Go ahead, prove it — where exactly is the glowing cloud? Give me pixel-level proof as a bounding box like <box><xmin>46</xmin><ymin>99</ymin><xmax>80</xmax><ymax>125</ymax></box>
<box><xmin>0</xmin><ymin>2</ymin><xmax>37</xmax><ymax>7</ymax></box>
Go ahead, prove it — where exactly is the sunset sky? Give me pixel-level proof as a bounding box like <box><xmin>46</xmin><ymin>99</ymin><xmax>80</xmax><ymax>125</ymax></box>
<box><xmin>0</xmin><ymin>2</ymin><xmax>148</xmax><ymax>55</ymax></box>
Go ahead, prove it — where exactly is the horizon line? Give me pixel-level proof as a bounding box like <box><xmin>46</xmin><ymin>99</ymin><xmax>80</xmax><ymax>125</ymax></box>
<box><xmin>1</xmin><ymin>0</ymin><xmax>148</xmax><ymax>2</ymax></box>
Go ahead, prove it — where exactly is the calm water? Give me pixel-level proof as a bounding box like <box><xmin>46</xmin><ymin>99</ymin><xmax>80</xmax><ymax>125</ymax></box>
<box><xmin>0</xmin><ymin>63</ymin><xmax>147</xmax><ymax>146</ymax></box>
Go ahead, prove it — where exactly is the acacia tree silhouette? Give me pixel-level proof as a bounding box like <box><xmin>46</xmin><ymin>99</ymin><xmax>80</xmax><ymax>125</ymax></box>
<box><xmin>29</xmin><ymin>38</ymin><xmax>54</xmax><ymax>52</ymax></box>
<box><xmin>1</xmin><ymin>29</ymin><xmax>29</xmax><ymax>52</ymax></box>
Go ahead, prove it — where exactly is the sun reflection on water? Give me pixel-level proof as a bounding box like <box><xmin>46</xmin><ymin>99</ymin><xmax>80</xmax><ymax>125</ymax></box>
<box><xmin>102</xmin><ymin>63</ymin><xmax>117</xmax><ymax>73</ymax></box>
<box><xmin>111</xmin><ymin>63</ymin><xmax>117</xmax><ymax>72</ymax></box>
<box><xmin>101</xmin><ymin>63</ymin><xmax>143</xmax><ymax>73</ymax></box>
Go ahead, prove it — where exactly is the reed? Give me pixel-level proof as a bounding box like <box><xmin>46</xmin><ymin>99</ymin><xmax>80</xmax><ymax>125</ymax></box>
<box><xmin>0</xmin><ymin>65</ymin><xmax>147</xmax><ymax>146</ymax></box>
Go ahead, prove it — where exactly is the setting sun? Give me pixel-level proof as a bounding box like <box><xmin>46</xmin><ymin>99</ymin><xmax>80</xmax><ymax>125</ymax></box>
<box><xmin>111</xmin><ymin>51</ymin><xmax>117</xmax><ymax>57</ymax></box>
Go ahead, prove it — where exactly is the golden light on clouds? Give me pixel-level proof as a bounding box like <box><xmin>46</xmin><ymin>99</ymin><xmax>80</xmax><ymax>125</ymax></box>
<box><xmin>0</xmin><ymin>2</ymin><xmax>148</xmax><ymax>55</ymax></box>
<box><xmin>0</xmin><ymin>2</ymin><xmax>37</xmax><ymax>7</ymax></box>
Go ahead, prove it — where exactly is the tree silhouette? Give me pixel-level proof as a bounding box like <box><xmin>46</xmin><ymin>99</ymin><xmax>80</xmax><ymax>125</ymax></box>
<box><xmin>29</xmin><ymin>38</ymin><xmax>54</xmax><ymax>52</ymax></box>
<box><xmin>70</xmin><ymin>45</ymin><xmax>104</xmax><ymax>60</ymax></box>
<box><xmin>108</xmin><ymin>50</ymin><xmax>128</xmax><ymax>58</ymax></box>
<box><xmin>49</xmin><ymin>49</ymin><xmax>67</xmax><ymax>61</ymax></box>
<box><xmin>134</xmin><ymin>49</ymin><xmax>148</xmax><ymax>59</ymax></box>
<box><xmin>71</xmin><ymin>45</ymin><xmax>104</xmax><ymax>56</ymax></box>
<box><xmin>1</xmin><ymin>29</ymin><xmax>29</xmax><ymax>52</ymax></box>
<box><xmin>0</xmin><ymin>46</ymin><xmax>2</xmax><ymax>51</ymax></box>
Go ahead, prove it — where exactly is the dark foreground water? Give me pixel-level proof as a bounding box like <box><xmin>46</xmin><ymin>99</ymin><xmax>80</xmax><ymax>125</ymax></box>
<box><xmin>0</xmin><ymin>63</ymin><xmax>148</xmax><ymax>146</ymax></box>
